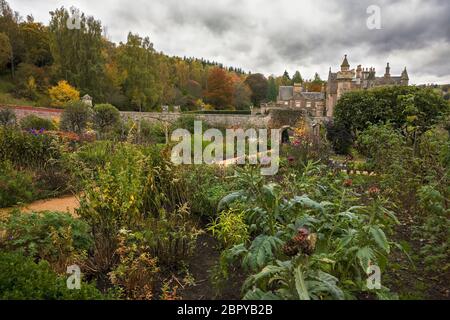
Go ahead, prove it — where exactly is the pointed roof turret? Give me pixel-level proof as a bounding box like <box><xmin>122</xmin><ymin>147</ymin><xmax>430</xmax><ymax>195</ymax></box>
<box><xmin>341</xmin><ymin>55</ymin><xmax>350</xmax><ymax>69</ymax></box>
<box><xmin>401</xmin><ymin>67</ymin><xmax>409</xmax><ymax>80</ymax></box>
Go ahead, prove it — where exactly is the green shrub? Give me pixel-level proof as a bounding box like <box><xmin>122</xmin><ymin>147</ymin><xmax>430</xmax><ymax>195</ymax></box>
<box><xmin>0</xmin><ymin>161</ymin><xmax>35</xmax><ymax>207</ymax></box>
<box><xmin>194</xmin><ymin>110</ymin><xmax>251</xmax><ymax>115</ymax></box>
<box><xmin>334</xmin><ymin>86</ymin><xmax>450</xmax><ymax>142</ymax></box>
<box><xmin>20</xmin><ymin>114</ymin><xmax>56</xmax><ymax>131</ymax></box>
<box><xmin>139</xmin><ymin>119</ymin><xmax>166</xmax><ymax>144</ymax></box>
<box><xmin>208</xmin><ymin>208</ymin><xmax>250</xmax><ymax>248</ymax></box>
<box><xmin>325</xmin><ymin>120</ymin><xmax>353</xmax><ymax>155</ymax></box>
<box><xmin>0</xmin><ymin>211</ymin><xmax>93</xmax><ymax>273</ymax></box>
<box><xmin>78</xmin><ymin>143</ymin><xmax>197</xmax><ymax>271</ymax></box>
<box><xmin>171</xmin><ymin>114</ymin><xmax>209</xmax><ymax>134</ymax></box>
<box><xmin>93</xmin><ymin>104</ymin><xmax>121</xmax><ymax>134</ymax></box>
<box><xmin>70</xmin><ymin>140</ymin><xmax>116</xmax><ymax>173</ymax></box>
<box><xmin>357</xmin><ymin>124</ymin><xmax>407</xmax><ymax>171</ymax></box>
<box><xmin>180</xmin><ymin>165</ymin><xmax>231</xmax><ymax>218</ymax></box>
<box><xmin>60</xmin><ymin>101</ymin><xmax>91</xmax><ymax>134</ymax></box>
<box><xmin>0</xmin><ymin>108</ymin><xmax>16</xmax><ymax>126</ymax></box>
<box><xmin>0</xmin><ymin>252</ymin><xmax>111</xmax><ymax>300</ymax></box>
<box><xmin>0</xmin><ymin>126</ymin><xmax>62</xmax><ymax>171</ymax></box>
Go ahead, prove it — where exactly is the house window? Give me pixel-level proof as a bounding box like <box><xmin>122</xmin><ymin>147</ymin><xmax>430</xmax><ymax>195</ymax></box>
<box><xmin>295</xmin><ymin>101</ymin><xmax>301</xmax><ymax>107</ymax></box>
<box><xmin>306</xmin><ymin>101</ymin><xmax>312</xmax><ymax>108</ymax></box>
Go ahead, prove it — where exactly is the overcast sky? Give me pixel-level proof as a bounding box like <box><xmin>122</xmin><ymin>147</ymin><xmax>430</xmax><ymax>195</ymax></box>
<box><xmin>9</xmin><ymin>0</ymin><xmax>450</xmax><ymax>84</ymax></box>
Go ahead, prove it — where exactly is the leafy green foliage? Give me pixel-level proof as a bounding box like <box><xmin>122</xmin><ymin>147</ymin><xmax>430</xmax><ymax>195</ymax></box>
<box><xmin>0</xmin><ymin>252</ymin><xmax>112</xmax><ymax>300</ymax></box>
<box><xmin>325</xmin><ymin>120</ymin><xmax>353</xmax><ymax>155</ymax></box>
<box><xmin>0</xmin><ymin>211</ymin><xmax>92</xmax><ymax>273</ymax></box>
<box><xmin>20</xmin><ymin>114</ymin><xmax>56</xmax><ymax>131</ymax></box>
<box><xmin>138</xmin><ymin>119</ymin><xmax>166</xmax><ymax>145</ymax></box>
<box><xmin>181</xmin><ymin>164</ymin><xmax>233</xmax><ymax>218</ymax></box>
<box><xmin>215</xmin><ymin>164</ymin><xmax>399</xmax><ymax>300</ymax></box>
<box><xmin>0</xmin><ymin>126</ymin><xmax>62</xmax><ymax>171</ymax></box>
<box><xmin>77</xmin><ymin>143</ymin><xmax>198</xmax><ymax>272</ymax></box>
<box><xmin>0</xmin><ymin>107</ymin><xmax>16</xmax><ymax>126</ymax></box>
<box><xmin>60</xmin><ymin>101</ymin><xmax>92</xmax><ymax>134</ymax></box>
<box><xmin>0</xmin><ymin>32</ymin><xmax>12</xmax><ymax>70</ymax></box>
<box><xmin>357</xmin><ymin>121</ymin><xmax>450</xmax><ymax>274</ymax></box>
<box><xmin>0</xmin><ymin>160</ymin><xmax>35</xmax><ymax>207</ymax></box>
<box><xmin>92</xmin><ymin>103</ymin><xmax>121</xmax><ymax>135</ymax></box>
<box><xmin>208</xmin><ymin>208</ymin><xmax>250</xmax><ymax>248</ymax></box>
<box><xmin>333</xmin><ymin>86</ymin><xmax>450</xmax><ymax>152</ymax></box>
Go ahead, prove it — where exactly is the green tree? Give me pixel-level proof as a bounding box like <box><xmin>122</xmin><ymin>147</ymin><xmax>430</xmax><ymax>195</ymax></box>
<box><xmin>267</xmin><ymin>76</ymin><xmax>278</xmax><ymax>102</ymax></box>
<box><xmin>49</xmin><ymin>7</ymin><xmax>106</xmax><ymax>100</ymax></box>
<box><xmin>0</xmin><ymin>32</ymin><xmax>11</xmax><ymax>71</ymax></box>
<box><xmin>20</xmin><ymin>16</ymin><xmax>52</xmax><ymax>67</ymax></box>
<box><xmin>282</xmin><ymin>70</ymin><xmax>291</xmax><ymax>85</ymax></box>
<box><xmin>117</xmin><ymin>33</ymin><xmax>159</xmax><ymax>111</ymax></box>
<box><xmin>0</xmin><ymin>0</ymin><xmax>23</xmax><ymax>77</ymax></box>
<box><xmin>292</xmin><ymin>71</ymin><xmax>303</xmax><ymax>84</ymax></box>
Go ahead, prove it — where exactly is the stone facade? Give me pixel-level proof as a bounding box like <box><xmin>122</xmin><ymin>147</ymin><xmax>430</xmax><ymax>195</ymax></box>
<box><xmin>277</xmin><ymin>83</ymin><xmax>326</xmax><ymax>117</ymax></box>
<box><xmin>326</xmin><ymin>55</ymin><xmax>409</xmax><ymax>117</ymax></box>
<box><xmin>277</xmin><ymin>55</ymin><xmax>410</xmax><ymax>118</ymax></box>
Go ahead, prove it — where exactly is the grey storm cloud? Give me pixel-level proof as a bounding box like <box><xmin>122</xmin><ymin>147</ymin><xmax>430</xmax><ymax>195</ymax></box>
<box><xmin>8</xmin><ymin>0</ymin><xmax>450</xmax><ymax>84</ymax></box>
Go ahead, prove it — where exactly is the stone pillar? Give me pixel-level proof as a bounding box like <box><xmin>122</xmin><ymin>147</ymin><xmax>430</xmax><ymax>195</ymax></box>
<box><xmin>81</xmin><ymin>94</ymin><xmax>93</xmax><ymax>107</ymax></box>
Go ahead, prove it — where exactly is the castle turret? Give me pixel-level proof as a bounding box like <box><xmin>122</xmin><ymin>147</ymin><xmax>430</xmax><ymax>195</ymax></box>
<box><xmin>356</xmin><ymin>65</ymin><xmax>362</xmax><ymax>79</ymax></box>
<box><xmin>384</xmin><ymin>62</ymin><xmax>391</xmax><ymax>78</ymax></box>
<box><xmin>401</xmin><ymin>67</ymin><xmax>409</xmax><ymax>85</ymax></box>
<box><xmin>341</xmin><ymin>55</ymin><xmax>350</xmax><ymax>71</ymax></box>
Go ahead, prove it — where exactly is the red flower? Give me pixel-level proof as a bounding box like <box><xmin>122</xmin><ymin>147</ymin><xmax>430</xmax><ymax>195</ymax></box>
<box><xmin>343</xmin><ymin>179</ymin><xmax>353</xmax><ymax>187</ymax></box>
<box><xmin>368</xmin><ymin>186</ymin><xmax>381</xmax><ymax>196</ymax></box>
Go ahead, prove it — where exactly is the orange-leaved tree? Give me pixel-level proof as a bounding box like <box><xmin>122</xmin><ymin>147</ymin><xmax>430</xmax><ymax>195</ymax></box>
<box><xmin>204</xmin><ymin>67</ymin><xmax>233</xmax><ymax>110</ymax></box>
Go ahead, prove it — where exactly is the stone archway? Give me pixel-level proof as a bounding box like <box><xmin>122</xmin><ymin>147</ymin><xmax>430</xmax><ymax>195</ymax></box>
<box><xmin>281</xmin><ymin>125</ymin><xmax>294</xmax><ymax>144</ymax></box>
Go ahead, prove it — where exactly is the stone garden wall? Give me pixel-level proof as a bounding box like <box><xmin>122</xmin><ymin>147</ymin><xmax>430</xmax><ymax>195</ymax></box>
<box><xmin>0</xmin><ymin>105</ymin><xmax>63</xmax><ymax>121</ymax></box>
<box><xmin>1</xmin><ymin>105</ymin><xmax>328</xmax><ymax>129</ymax></box>
<box><xmin>120</xmin><ymin>111</ymin><xmax>271</xmax><ymax>128</ymax></box>
<box><xmin>1</xmin><ymin>105</ymin><xmax>271</xmax><ymax>129</ymax></box>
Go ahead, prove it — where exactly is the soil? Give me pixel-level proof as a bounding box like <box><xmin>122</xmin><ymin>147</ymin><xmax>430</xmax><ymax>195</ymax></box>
<box><xmin>0</xmin><ymin>195</ymin><xmax>79</xmax><ymax>218</ymax></box>
<box><xmin>385</xmin><ymin>211</ymin><xmax>450</xmax><ymax>300</ymax></box>
<box><xmin>181</xmin><ymin>233</ymin><xmax>244</xmax><ymax>300</ymax></box>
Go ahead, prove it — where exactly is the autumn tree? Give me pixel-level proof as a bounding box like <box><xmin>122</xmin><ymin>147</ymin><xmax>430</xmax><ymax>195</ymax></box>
<box><xmin>204</xmin><ymin>67</ymin><xmax>233</xmax><ymax>110</ymax></box>
<box><xmin>232</xmin><ymin>79</ymin><xmax>252</xmax><ymax>110</ymax></box>
<box><xmin>245</xmin><ymin>73</ymin><xmax>268</xmax><ymax>106</ymax></box>
<box><xmin>48</xmin><ymin>80</ymin><xmax>80</xmax><ymax>107</ymax></box>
